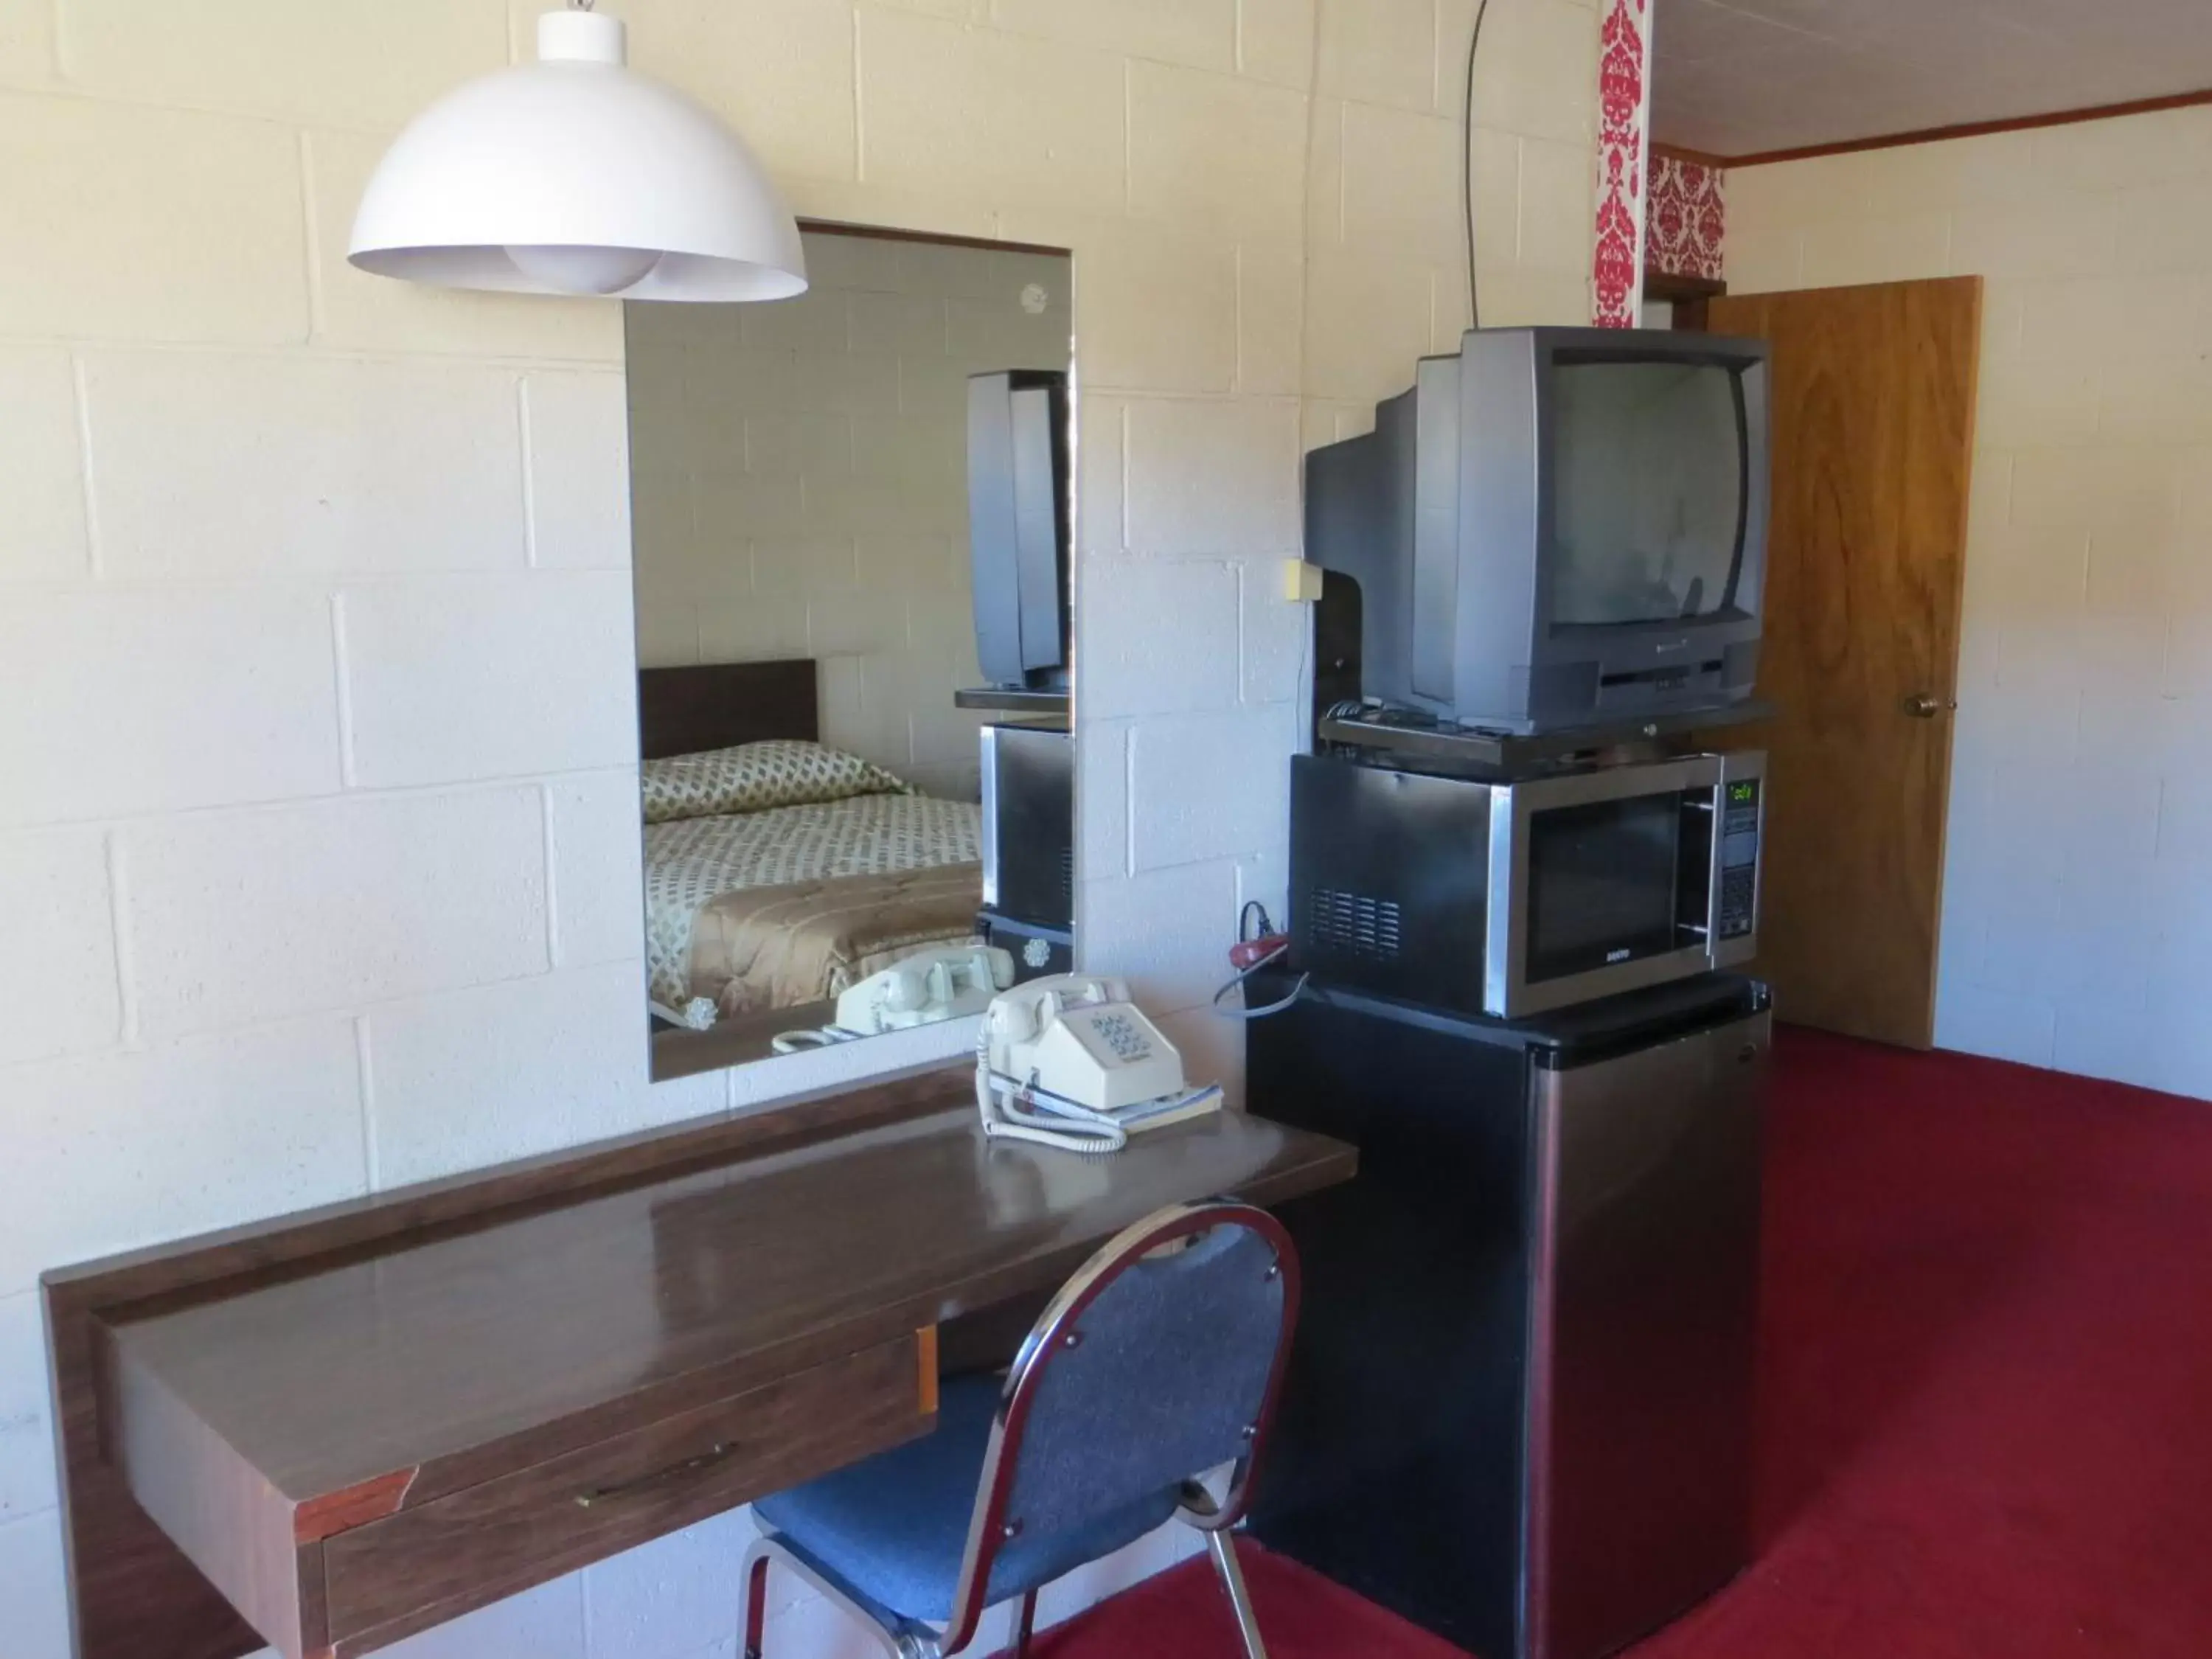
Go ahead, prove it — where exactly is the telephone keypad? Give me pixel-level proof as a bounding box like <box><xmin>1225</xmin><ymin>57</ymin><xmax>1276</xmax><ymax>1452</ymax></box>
<box><xmin>1088</xmin><ymin>1010</ymin><xmax>1153</xmax><ymax>1064</ymax></box>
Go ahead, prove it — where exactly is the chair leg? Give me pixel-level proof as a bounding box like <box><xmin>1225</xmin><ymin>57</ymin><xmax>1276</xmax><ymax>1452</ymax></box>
<box><xmin>740</xmin><ymin>1531</ymin><xmax>935</xmax><ymax>1659</ymax></box>
<box><xmin>1013</xmin><ymin>1589</ymin><xmax>1037</xmax><ymax>1658</ymax></box>
<box><xmin>740</xmin><ymin>1539</ymin><xmax>773</xmax><ymax>1659</ymax></box>
<box><xmin>1205</xmin><ymin>1531</ymin><xmax>1270</xmax><ymax>1659</ymax></box>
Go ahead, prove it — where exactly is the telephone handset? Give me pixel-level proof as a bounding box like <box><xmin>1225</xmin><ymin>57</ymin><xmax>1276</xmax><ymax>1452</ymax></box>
<box><xmin>836</xmin><ymin>945</ymin><xmax>1012</xmax><ymax>1035</ymax></box>
<box><xmin>975</xmin><ymin>974</ymin><xmax>1222</xmax><ymax>1155</ymax></box>
<box><xmin>773</xmin><ymin>945</ymin><xmax>1013</xmax><ymax>1054</ymax></box>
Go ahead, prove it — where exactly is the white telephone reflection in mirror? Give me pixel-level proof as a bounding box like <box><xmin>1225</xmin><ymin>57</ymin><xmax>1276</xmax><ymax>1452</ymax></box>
<box><xmin>772</xmin><ymin>945</ymin><xmax>1013</xmax><ymax>1054</ymax></box>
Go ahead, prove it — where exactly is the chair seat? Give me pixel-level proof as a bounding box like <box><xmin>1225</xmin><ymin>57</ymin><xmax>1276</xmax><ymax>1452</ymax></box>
<box><xmin>754</xmin><ymin>1373</ymin><xmax>1182</xmax><ymax>1623</ymax></box>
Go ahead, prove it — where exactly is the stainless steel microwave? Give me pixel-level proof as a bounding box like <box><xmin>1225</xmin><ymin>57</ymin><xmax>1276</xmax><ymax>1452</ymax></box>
<box><xmin>1289</xmin><ymin>751</ymin><xmax>1766</xmax><ymax>1019</ymax></box>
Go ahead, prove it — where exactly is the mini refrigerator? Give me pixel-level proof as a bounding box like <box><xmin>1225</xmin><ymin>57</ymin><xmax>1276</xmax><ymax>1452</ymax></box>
<box><xmin>1247</xmin><ymin>973</ymin><xmax>1768</xmax><ymax>1659</ymax></box>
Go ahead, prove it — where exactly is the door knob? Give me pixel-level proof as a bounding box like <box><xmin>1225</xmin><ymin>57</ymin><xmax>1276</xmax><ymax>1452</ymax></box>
<box><xmin>1903</xmin><ymin>692</ymin><xmax>1951</xmax><ymax>719</ymax></box>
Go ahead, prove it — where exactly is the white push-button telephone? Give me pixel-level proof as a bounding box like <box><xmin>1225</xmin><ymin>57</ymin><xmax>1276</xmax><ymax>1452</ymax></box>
<box><xmin>975</xmin><ymin>974</ymin><xmax>1222</xmax><ymax>1154</ymax></box>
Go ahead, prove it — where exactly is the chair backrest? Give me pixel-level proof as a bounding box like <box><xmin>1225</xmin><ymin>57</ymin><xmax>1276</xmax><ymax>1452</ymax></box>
<box><xmin>941</xmin><ymin>1199</ymin><xmax>1301</xmax><ymax>1650</ymax></box>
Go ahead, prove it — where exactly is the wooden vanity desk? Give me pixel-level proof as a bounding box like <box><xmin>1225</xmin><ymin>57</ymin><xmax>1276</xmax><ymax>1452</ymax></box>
<box><xmin>44</xmin><ymin>1065</ymin><xmax>1355</xmax><ymax>1659</ymax></box>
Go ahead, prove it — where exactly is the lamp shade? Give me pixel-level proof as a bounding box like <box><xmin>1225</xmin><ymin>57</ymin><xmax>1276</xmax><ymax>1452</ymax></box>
<box><xmin>348</xmin><ymin>10</ymin><xmax>806</xmax><ymax>302</ymax></box>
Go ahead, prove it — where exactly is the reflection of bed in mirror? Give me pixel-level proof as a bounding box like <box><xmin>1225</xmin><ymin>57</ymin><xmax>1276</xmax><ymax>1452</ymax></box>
<box><xmin>639</xmin><ymin>659</ymin><xmax>987</xmax><ymax>1050</ymax></box>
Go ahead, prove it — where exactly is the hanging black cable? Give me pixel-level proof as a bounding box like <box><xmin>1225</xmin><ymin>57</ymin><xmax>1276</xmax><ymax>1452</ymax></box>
<box><xmin>1462</xmin><ymin>0</ymin><xmax>1495</xmax><ymax>332</ymax></box>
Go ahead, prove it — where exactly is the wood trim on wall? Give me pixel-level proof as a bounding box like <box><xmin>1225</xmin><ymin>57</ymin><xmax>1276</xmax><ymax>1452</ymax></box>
<box><xmin>1651</xmin><ymin>139</ymin><xmax>1732</xmax><ymax>171</ymax></box>
<box><xmin>1644</xmin><ymin>271</ymin><xmax>1725</xmax><ymax>304</ymax></box>
<box><xmin>1663</xmin><ymin>86</ymin><xmax>2212</xmax><ymax>170</ymax></box>
<box><xmin>1644</xmin><ymin>269</ymin><xmax>1725</xmax><ymax>331</ymax></box>
<box><xmin>793</xmin><ymin>218</ymin><xmax>1071</xmax><ymax>259</ymax></box>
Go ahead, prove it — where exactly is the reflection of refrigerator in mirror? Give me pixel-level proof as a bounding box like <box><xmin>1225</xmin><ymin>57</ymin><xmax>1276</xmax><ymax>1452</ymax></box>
<box><xmin>978</xmin><ymin>723</ymin><xmax>1073</xmax><ymax>980</ymax></box>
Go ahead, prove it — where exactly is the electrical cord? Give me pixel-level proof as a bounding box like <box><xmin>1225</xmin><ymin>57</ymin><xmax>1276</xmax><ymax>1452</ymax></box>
<box><xmin>771</xmin><ymin>1026</ymin><xmax>863</xmax><ymax>1055</ymax></box>
<box><xmin>1221</xmin><ymin>904</ymin><xmax>1305</xmax><ymax>1020</ymax></box>
<box><xmin>1462</xmin><ymin>0</ymin><xmax>1495</xmax><ymax>333</ymax></box>
<box><xmin>1212</xmin><ymin>941</ymin><xmax>1309</xmax><ymax>1021</ymax></box>
<box><xmin>974</xmin><ymin>1023</ymin><xmax>1130</xmax><ymax>1154</ymax></box>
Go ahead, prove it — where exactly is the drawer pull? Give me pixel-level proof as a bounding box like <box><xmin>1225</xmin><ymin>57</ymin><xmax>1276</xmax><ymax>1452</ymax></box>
<box><xmin>574</xmin><ymin>1442</ymin><xmax>734</xmax><ymax>1509</ymax></box>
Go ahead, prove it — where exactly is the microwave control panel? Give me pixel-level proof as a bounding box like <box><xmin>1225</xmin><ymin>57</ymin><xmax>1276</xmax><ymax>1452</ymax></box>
<box><xmin>1718</xmin><ymin>779</ymin><xmax>1762</xmax><ymax>939</ymax></box>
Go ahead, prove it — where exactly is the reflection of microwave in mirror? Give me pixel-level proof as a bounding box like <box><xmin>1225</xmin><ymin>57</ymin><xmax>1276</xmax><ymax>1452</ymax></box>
<box><xmin>620</xmin><ymin>223</ymin><xmax>1078</xmax><ymax>1082</ymax></box>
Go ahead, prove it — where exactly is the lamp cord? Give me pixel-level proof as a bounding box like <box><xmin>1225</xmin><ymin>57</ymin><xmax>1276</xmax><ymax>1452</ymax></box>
<box><xmin>1461</xmin><ymin>0</ymin><xmax>1494</xmax><ymax>333</ymax></box>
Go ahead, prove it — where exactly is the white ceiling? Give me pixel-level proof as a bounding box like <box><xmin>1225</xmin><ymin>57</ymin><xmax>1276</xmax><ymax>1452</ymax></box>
<box><xmin>1652</xmin><ymin>0</ymin><xmax>2212</xmax><ymax>159</ymax></box>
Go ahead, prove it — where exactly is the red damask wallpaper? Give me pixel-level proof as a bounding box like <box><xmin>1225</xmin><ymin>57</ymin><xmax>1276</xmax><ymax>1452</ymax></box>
<box><xmin>1647</xmin><ymin>154</ymin><xmax>1727</xmax><ymax>282</ymax></box>
<box><xmin>1592</xmin><ymin>0</ymin><xmax>1651</xmax><ymax>327</ymax></box>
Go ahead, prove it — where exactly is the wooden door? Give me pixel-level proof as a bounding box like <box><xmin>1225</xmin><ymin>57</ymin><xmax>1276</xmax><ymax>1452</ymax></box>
<box><xmin>1706</xmin><ymin>278</ymin><xmax>1981</xmax><ymax>1048</ymax></box>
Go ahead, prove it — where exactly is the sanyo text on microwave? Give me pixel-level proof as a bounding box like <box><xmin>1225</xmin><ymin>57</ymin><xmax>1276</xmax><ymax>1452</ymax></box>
<box><xmin>1289</xmin><ymin>751</ymin><xmax>1766</xmax><ymax>1019</ymax></box>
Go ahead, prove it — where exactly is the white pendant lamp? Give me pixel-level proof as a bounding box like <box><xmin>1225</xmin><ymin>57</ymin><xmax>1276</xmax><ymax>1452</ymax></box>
<box><xmin>349</xmin><ymin>4</ymin><xmax>806</xmax><ymax>302</ymax></box>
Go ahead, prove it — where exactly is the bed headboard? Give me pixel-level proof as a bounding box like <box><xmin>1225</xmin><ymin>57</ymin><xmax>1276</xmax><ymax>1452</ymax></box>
<box><xmin>637</xmin><ymin>661</ymin><xmax>819</xmax><ymax>761</ymax></box>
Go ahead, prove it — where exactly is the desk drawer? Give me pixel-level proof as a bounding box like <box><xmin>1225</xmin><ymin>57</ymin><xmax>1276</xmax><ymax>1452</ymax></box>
<box><xmin>323</xmin><ymin>1333</ymin><xmax>931</xmax><ymax>1652</ymax></box>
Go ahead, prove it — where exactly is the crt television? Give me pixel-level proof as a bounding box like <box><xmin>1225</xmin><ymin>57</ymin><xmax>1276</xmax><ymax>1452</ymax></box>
<box><xmin>968</xmin><ymin>369</ymin><xmax>1071</xmax><ymax>692</ymax></box>
<box><xmin>1307</xmin><ymin>327</ymin><xmax>1771</xmax><ymax>734</ymax></box>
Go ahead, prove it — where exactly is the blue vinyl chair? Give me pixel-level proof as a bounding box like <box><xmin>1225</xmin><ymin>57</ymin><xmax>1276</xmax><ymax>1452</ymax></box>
<box><xmin>738</xmin><ymin>1198</ymin><xmax>1302</xmax><ymax>1659</ymax></box>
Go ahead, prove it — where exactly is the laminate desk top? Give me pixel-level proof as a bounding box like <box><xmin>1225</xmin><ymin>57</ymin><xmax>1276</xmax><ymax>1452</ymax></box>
<box><xmin>46</xmin><ymin>1068</ymin><xmax>1356</xmax><ymax>1659</ymax></box>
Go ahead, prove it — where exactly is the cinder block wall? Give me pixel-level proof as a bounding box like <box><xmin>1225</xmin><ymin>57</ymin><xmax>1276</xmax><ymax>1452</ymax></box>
<box><xmin>0</xmin><ymin>1</ymin><xmax>1601</xmax><ymax>1653</ymax></box>
<box><xmin>1726</xmin><ymin>107</ymin><xmax>2212</xmax><ymax>1098</ymax></box>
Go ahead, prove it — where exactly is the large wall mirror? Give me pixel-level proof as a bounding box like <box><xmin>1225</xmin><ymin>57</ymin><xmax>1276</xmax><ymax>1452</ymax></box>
<box><xmin>627</xmin><ymin>226</ymin><xmax>1076</xmax><ymax>1082</ymax></box>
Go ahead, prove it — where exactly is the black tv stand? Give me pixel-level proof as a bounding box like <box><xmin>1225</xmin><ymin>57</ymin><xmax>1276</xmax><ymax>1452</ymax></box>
<box><xmin>1316</xmin><ymin>697</ymin><xmax>1774</xmax><ymax>773</ymax></box>
<box><xmin>953</xmin><ymin>686</ymin><xmax>1068</xmax><ymax>723</ymax></box>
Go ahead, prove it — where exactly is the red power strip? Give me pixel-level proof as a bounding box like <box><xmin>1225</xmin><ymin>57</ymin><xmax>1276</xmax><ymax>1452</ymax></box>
<box><xmin>1229</xmin><ymin>934</ymin><xmax>1290</xmax><ymax>972</ymax></box>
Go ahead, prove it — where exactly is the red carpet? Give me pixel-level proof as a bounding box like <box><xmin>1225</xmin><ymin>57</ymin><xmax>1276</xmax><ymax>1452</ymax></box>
<box><xmin>1024</xmin><ymin>1028</ymin><xmax>2212</xmax><ymax>1658</ymax></box>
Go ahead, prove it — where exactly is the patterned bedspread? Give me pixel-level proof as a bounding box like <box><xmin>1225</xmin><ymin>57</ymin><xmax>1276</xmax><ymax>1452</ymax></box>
<box><xmin>645</xmin><ymin>793</ymin><xmax>983</xmax><ymax>1012</ymax></box>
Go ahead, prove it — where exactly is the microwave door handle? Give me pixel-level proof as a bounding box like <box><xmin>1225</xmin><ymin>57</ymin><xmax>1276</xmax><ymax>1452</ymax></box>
<box><xmin>1701</xmin><ymin>783</ymin><xmax>1727</xmax><ymax>958</ymax></box>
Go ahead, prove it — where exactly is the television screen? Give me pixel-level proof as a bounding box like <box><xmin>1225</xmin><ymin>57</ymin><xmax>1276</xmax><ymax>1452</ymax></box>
<box><xmin>1550</xmin><ymin>361</ymin><xmax>1746</xmax><ymax>628</ymax></box>
<box><xmin>969</xmin><ymin>369</ymin><xmax>1071</xmax><ymax>689</ymax></box>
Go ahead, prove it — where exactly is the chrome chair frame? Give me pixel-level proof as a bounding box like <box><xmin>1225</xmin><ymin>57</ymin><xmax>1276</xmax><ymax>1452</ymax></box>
<box><xmin>740</xmin><ymin>1197</ymin><xmax>1303</xmax><ymax>1659</ymax></box>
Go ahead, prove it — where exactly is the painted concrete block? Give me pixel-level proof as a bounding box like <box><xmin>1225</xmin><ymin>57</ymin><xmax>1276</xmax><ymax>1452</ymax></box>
<box><xmin>0</xmin><ymin>588</ymin><xmax>340</xmax><ymax>826</ymax></box>
<box><xmin>83</xmin><ymin>351</ymin><xmax>526</xmax><ymax>577</ymax></box>
<box><xmin>124</xmin><ymin>788</ymin><xmax>549</xmax><ymax>1040</ymax></box>
<box><xmin>0</xmin><ymin>93</ymin><xmax>306</xmax><ymax>344</ymax></box>
<box><xmin>0</xmin><ymin>827</ymin><xmax>119</xmax><ymax>1065</ymax></box>
<box><xmin>340</xmin><ymin>573</ymin><xmax>639</xmax><ymax>787</ymax></box>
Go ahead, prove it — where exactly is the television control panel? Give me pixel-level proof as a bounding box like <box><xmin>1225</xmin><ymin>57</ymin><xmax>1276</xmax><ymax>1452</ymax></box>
<box><xmin>1717</xmin><ymin>778</ymin><xmax>1761</xmax><ymax>940</ymax></box>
